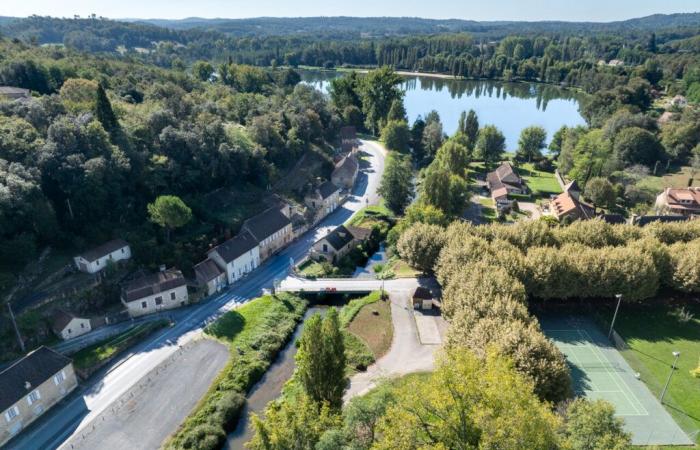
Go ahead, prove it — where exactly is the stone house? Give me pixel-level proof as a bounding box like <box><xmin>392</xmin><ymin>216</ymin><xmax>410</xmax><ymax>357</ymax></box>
<box><xmin>311</xmin><ymin>225</ymin><xmax>371</xmax><ymax>263</ymax></box>
<box><xmin>206</xmin><ymin>230</ymin><xmax>261</xmax><ymax>285</ymax></box>
<box><xmin>242</xmin><ymin>207</ymin><xmax>293</xmax><ymax>262</ymax></box>
<box><xmin>73</xmin><ymin>239</ymin><xmax>131</xmax><ymax>274</ymax></box>
<box><xmin>51</xmin><ymin>310</ymin><xmax>92</xmax><ymax>340</ymax></box>
<box><xmin>121</xmin><ymin>268</ymin><xmax>188</xmax><ymax>317</ymax></box>
<box><xmin>331</xmin><ymin>153</ymin><xmax>359</xmax><ymax>190</ymax></box>
<box><xmin>0</xmin><ymin>347</ymin><xmax>78</xmax><ymax>446</ymax></box>
<box><xmin>304</xmin><ymin>181</ymin><xmax>341</xmax><ymax>224</ymax></box>
<box><xmin>0</xmin><ymin>86</ymin><xmax>30</xmax><ymax>101</ymax></box>
<box><xmin>193</xmin><ymin>259</ymin><xmax>227</xmax><ymax>296</ymax></box>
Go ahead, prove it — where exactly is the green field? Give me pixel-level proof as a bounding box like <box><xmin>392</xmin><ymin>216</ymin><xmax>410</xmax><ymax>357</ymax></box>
<box><xmin>516</xmin><ymin>163</ymin><xmax>562</xmax><ymax>197</ymax></box>
<box><xmin>478</xmin><ymin>197</ymin><xmax>498</xmax><ymax>222</ymax></box>
<box><xmin>610</xmin><ymin>302</ymin><xmax>700</xmax><ymax>445</ymax></box>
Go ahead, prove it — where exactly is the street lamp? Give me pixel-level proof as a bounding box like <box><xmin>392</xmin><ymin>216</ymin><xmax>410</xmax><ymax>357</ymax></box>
<box><xmin>660</xmin><ymin>351</ymin><xmax>681</xmax><ymax>404</ymax></box>
<box><xmin>608</xmin><ymin>294</ymin><xmax>623</xmax><ymax>340</ymax></box>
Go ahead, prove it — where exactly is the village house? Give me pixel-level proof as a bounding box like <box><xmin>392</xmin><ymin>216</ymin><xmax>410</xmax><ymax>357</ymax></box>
<box><xmin>550</xmin><ymin>181</ymin><xmax>595</xmax><ymax>221</ymax></box>
<box><xmin>242</xmin><ymin>207</ymin><xmax>293</xmax><ymax>261</ymax></box>
<box><xmin>0</xmin><ymin>86</ymin><xmax>30</xmax><ymax>101</ymax></box>
<box><xmin>331</xmin><ymin>152</ymin><xmax>359</xmax><ymax>190</ymax></box>
<box><xmin>193</xmin><ymin>259</ymin><xmax>227</xmax><ymax>296</ymax></box>
<box><xmin>304</xmin><ymin>181</ymin><xmax>341</xmax><ymax>224</ymax></box>
<box><xmin>340</xmin><ymin>126</ymin><xmax>358</xmax><ymax>153</ymax></box>
<box><xmin>0</xmin><ymin>347</ymin><xmax>78</xmax><ymax>446</ymax></box>
<box><xmin>206</xmin><ymin>230</ymin><xmax>261</xmax><ymax>285</ymax></box>
<box><xmin>51</xmin><ymin>310</ymin><xmax>91</xmax><ymax>340</ymax></box>
<box><xmin>412</xmin><ymin>286</ymin><xmax>434</xmax><ymax>310</ymax></box>
<box><xmin>73</xmin><ymin>239</ymin><xmax>131</xmax><ymax>274</ymax></box>
<box><xmin>121</xmin><ymin>268</ymin><xmax>188</xmax><ymax>317</ymax></box>
<box><xmin>487</xmin><ymin>162</ymin><xmax>526</xmax><ymax>211</ymax></box>
<box><xmin>311</xmin><ymin>225</ymin><xmax>371</xmax><ymax>262</ymax></box>
<box><xmin>655</xmin><ymin>187</ymin><xmax>700</xmax><ymax>216</ymax></box>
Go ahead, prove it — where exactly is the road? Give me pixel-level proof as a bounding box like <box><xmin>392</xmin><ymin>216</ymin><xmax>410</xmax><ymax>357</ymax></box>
<box><xmin>6</xmin><ymin>140</ymin><xmax>386</xmax><ymax>450</ymax></box>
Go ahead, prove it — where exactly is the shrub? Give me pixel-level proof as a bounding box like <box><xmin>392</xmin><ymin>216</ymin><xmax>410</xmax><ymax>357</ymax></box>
<box><xmin>670</xmin><ymin>239</ymin><xmax>700</xmax><ymax>292</ymax></box>
<box><xmin>396</xmin><ymin>223</ymin><xmax>446</xmax><ymax>273</ymax></box>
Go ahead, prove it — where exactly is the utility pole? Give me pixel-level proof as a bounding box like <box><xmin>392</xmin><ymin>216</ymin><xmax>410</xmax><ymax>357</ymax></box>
<box><xmin>7</xmin><ymin>302</ymin><xmax>25</xmax><ymax>353</ymax></box>
<box><xmin>660</xmin><ymin>351</ymin><xmax>681</xmax><ymax>403</ymax></box>
<box><xmin>608</xmin><ymin>294</ymin><xmax>623</xmax><ymax>340</ymax></box>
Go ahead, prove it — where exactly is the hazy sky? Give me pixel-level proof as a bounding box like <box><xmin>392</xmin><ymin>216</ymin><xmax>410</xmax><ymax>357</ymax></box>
<box><xmin>0</xmin><ymin>0</ymin><xmax>698</xmax><ymax>22</ymax></box>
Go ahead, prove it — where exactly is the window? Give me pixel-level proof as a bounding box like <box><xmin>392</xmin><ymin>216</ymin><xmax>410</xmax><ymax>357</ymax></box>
<box><xmin>80</xmin><ymin>323</ymin><xmax>85</xmax><ymax>329</ymax></box>
<box><xmin>27</xmin><ymin>390</ymin><xmax>40</xmax><ymax>405</ymax></box>
<box><xmin>141</xmin><ymin>301</ymin><xmax>147</xmax><ymax>309</ymax></box>
<box><xmin>5</xmin><ymin>406</ymin><xmax>19</xmax><ymax>422</ymax></box>
<box><xmin>170</xmin><ymin>292</ymin><xmax>176</xmax><ymax>301</ymax></box>
<box><xmin>53</xmin><ymin>370</ymin><xmax>65</xmax><ymax>385</ymax></box>
<box><xmin>323</xmin><ymin>244</ymin><xmax>328</xmax><ymax>252</ymax></box>
<box><xmin>121</xmin><ymin>248</ymin><xmax>125</xmax><ymax>253</ymax></box>
<box><xmin>155</xmin><ymin>296</ymin><xmax>163</xmax><ymax>306</ymax></box>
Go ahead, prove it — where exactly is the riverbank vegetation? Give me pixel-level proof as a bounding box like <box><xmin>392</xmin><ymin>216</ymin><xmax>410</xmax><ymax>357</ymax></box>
<box><xmin>165</xmin><ymin>293</ymin><xmax>307</xmax><ymax>450</ymax></box>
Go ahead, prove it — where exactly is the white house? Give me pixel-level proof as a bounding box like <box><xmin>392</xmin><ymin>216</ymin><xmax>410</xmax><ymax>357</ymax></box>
<box><xmin>121</xmin><ymin>268</ymin><xmax>188</xmax><ymax>317</ymax></box>
<box><xmin>304</xmin><ymin>181</ymin><xmax>341</xmax><ymax>225</ymax></box>
<box><xmin>207</xmin><ymin>230</ymin><xmax>261</xmax><ymax>284</ymax></box>
<box><xmin>242</xmin><ymin>207</ymin><xmax>293</xmax><ymax>261</ymax></box>
<box><xmin>74</xmin><ymin>239</ymin><xmax>131</xmax><ymax>274</ymax></box>
<box><xmin>51</xmin><ymin>310</ymin><xmax>91</xmax><ymax>340</ymax></box>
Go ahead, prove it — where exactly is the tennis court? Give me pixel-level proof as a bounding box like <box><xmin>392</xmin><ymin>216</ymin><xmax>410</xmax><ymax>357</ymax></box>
<box><xmin>540</xmin><ymin>315</ymin><xmax>692</xmax><ymax>446</ymax></box>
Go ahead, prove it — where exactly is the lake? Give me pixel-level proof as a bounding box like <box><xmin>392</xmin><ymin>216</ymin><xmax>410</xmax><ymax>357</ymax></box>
<box><xmin>300</xmin><ymin>70</ymin><xmax>587</xmax><ymax>150</ymax></box>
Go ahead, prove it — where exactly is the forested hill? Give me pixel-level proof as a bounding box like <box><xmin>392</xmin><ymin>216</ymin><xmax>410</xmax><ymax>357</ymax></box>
<box><xmin>135</xmin><ymin>14</ymin><xmax>700</xmax><ymax>37</ymax></box>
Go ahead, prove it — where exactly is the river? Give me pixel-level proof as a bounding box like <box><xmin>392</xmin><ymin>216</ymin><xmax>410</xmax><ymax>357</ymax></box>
<box><xmin>300</xmin><ymin>70</ymin><xmax>586</xmax><ymax>150</ymax></box>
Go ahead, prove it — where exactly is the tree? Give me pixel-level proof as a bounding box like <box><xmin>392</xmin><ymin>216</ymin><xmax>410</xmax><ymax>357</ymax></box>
<box><xmin>410</xmin><ymin>116</ymin><xmax>426</xmax><ymax>162</ymax></box>
<box><xmin>373</xmin><ymin>349</ymin><xmax>561</xmax><ymax>450</ymax></box>
<box><xmin>463</xmin><ymin>109</ymin><xmax>479</xmax><ymax>149</ymax></box>
<box><xmin>584</xmin><ymin>177</ymin><xmax>616</xmax><ymax>211</ymax></box>
<box><xmin>613</xmin><ymin>126</ymin><xmax>664</xmax><ymax>167</ymax></box>
<box><xmin>562</xmin><ymin>399</ymin><xmax>631</xmax><ymax>450</ymax></box>
<box><xmin>295</xmin><ymin>308</ymin><xmax>346</xmax><ymax>409</ymax></box>
<box><xmin>95</xmin><ymin>83</ymin><xmax>119</xmax><ymax>135</ymax></box>
<box><xmin>360</xmin><ymin>67</ymin><xmax>403</xmax><ymax>134</ymax></box>
<box><xmin>517</xmin><ymin>126</ymin><xmax>547</xmax><ymax>163</ymax></box>
<box><xmin>192</xmin><ymin>60</ymin><xmax>214</xmax><ymax>81</ymax></box>
<box><xmin>476</xmin><ymin>125</ymin><xmax>506</xmax><ymax>167</ymax></box>
<box><xmin>420</xmin><ymin>166</ymin><xmax>468</xmax><ymax>217</ymax></box>
<box><xmin>380</xmin><ymin>120</ymin><xmax>410</xmax><ymax>153</ymax></box>
<box><xmin>420</xmin><ymin>120</ymin><xmax>444</xmax><ymax>164</ymax></box>
<box><xmin>378</xmin><ymin>153</ymin><xmax>413</xmax><ymax>214</ymax></box>
<box><xmin>396</xmin><ymin>223</ymin><xmax>447</xmax><ymax>273</ymax></box>
<box><xmin>549</xmin><ymin>126</ymin><xmax>568</xmax><ymax>157</ymax></box>
<box><xmin>387</xmin><ymin>99</ymin><xmax>407</xmax><ymax>122</ymax></box>
<box><xmin>147</xmin><ymin>195</ymin><xmax>192</xmax><ymax>242</ymax></box>
<box><xmin>434</xmin><ymin>139</ymin><xmax>470</xmax><ymax>176</ymax></box>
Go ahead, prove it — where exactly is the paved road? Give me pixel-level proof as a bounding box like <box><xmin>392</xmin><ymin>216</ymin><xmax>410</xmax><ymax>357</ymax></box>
<box><xmin>279</xmin><ymin>276</ymin><xmax>424</xmax><ymax>293</ymax></box>
<box><xmin>344</xmin><ymin>288</ymin><xmax>439</xmax><ymax>401</ymax></box>
<box><xmin>6</xmin><ymin>140</ymin><xmax>385</xmax><ymax>450</ymax></box>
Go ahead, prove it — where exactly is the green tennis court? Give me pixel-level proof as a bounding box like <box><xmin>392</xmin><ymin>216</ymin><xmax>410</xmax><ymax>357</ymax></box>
<box><xmin>540</xmin><ymin>315</ymin><xmax>692</xmax><ymax>446</ymax></box>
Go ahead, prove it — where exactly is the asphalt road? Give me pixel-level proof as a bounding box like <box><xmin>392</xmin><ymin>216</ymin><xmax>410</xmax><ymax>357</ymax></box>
<box><xmin>6</xmin><ymin>140</ymin><xmax>385</xmax><ymax>450</ymax></box>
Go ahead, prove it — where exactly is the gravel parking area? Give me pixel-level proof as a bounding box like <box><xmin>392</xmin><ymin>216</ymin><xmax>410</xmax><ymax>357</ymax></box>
<box><xmin>63</xmin><ymin>338</ymin><xmax>229</xmax><ymax>450</ymax></box>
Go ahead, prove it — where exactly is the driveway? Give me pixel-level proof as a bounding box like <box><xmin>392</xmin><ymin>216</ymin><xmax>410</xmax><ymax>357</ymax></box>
<box><xmin>518</xmin><ymin>201</ymin><xmax>541</xmax><ymax>220</ymax></box>
<box><xmin>62</xmin><ymin>339</ymin><xmax>228</xmax><ymax>450</ymax></box>
<box><xmin>344</xmin><ymin>289</ymin><xmax>440</xmax><ymax>401</ymax></box>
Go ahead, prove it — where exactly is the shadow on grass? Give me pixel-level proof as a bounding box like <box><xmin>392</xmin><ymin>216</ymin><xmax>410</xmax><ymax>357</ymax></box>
<box><xmin>206</xmin><ymin>311</ymin><xmax>245</xmax><ymax>340</ymax></box>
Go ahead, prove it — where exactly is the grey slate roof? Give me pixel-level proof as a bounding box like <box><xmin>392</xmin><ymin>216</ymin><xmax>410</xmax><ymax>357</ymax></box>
<box><xmin>0</xmin><ymin>346</ymin><xmax>72</xmax><ymax>412</ymax></box>
<box><xmin>0</xmin><ymin>86</ymin><xmax>29</xmax><ymax>95</ymax></box>
<box><xmin>243</xmin><ymin>207</ymin><xmax>292</xmax><ymax>242</ymax></box>
<box><xmin>51</xmin><ymin>310</ymin><xmax>77</xmax><ymax>333</ymax></box>
<box><xmin>487</xmin><ymin>162</ymin><xmax>523</xmax><ymax>192</ymax></box>
<box><xmin>209</xmin><ymin>230</ymin><xmax>259</xmax><ymax>263</ymax></box>
<box><xmin>122</xmin><ymin>268</ymin><xmax>186</xmax><ymax>303</ymax></box>
<box><xmin>78</xmin><ymin>239</ymin><xmax>129</xmax><ymax>263</ymax></box>
<box><xmin>323</xmin><ymin>225</ymin><xmax>356</xmax><ymax>251</ymax></box>
<box><xmin>413</xmin><ymin>286</ymin><xmax>433</xmax><ymax>300</ymax></box>
<box><xmin>318</xmin><ymin>181</ymin><xmax>340</xmax><ymax>199</ymax></box>
<box><xmin>194</xmin><ymin>259</ymin><xmax>224</xmax><ymax>283</ymax></box>
<box><xmin>333</xmin><ymin>154</ymin><xmax>359</xmax><ymax>178</ymax></box>
<box><xmin>633</xmin><ymin>215</ymin><xmax>689</xmax><ymax>227</ymax></box>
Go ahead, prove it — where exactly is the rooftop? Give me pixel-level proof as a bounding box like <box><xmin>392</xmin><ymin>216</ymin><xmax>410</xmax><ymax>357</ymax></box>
<box><xmin>0</xmin><ymin>346</ymin><xmax>72</xmax><ymax>412</ymax></box>
<box><xmin>51</xmin><ymin>310</ymin><xmax>82</xmax><ymax>333</ymax></box>
<box><xmin>194</xmin><ymin>259</ymin><xmax>224</xmax><ymax>282</ymax></box>
<box><xmin>122</xmin><ymin>268</ymin><xmax>186</xmax><ymax>303</ymax></box>
<box><xmin>209</xmin><ymin>230</ymin><xmax>259</xmax><ymax>264</ymax></box>
<box><xmin>243</xmin><ymin>207</ymin><xmax>292</xmax><ymax>242</ymax></box>
<box><xmin>77</xmin><ymin>239</ymin><xmax>129</xmax><ymax>263</ymax></box>
<box><xmin>318</xmin><ymin>180</ymin><xmax>340</xmax><ymax>199</ymax></box>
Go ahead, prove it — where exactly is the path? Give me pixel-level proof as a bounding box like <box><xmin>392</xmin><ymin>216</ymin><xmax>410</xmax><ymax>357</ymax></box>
<box><xmin>344</xmin><ymin>289</ymin><xmax>440</xmax><ymax>401</ymax></box>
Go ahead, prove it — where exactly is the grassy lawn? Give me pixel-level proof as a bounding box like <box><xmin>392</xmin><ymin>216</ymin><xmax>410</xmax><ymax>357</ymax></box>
<box><xmin>608</xmin><ymin>301</ymin><xmax>700</xmax><ymax>444</ymax></box>
<box><xmin>298</xmin><ymin>259</ymin><xmax>331</xmax><ymax>278</ymax></box>
<box><xmin>516</xmin><ymin>163</ymin><xmax>562</xmax><ymax>198</ymax></box>
<box><xmin>636</xmin><ymin>165</ymin><xmax>700</xmax><ymax>193</ymax></box>
<box><xmin>347</xmin><ymin>203</ymin><xmax>394</xmax><ymax>228</ymax></box>
<box><xmin>72</xmin><ymin>320</ymin><xmax>170</xmax><ymax>373</ymax></box>
<box><xmin>167</xmin><ymin>293</ymin><xmax>307</xmax><ymax>449</ymax></box>
<box><xmin>386</xmin><ymin>257</ymin><xmax>421</xmax><ymax>278</ymax></box>
<box><xmin>347</xmin><ymin>296</ymin><xmax>393</xmax><ymax>359</ymax></box>
<box><xmin>478</xmin><ymin>197</ymin><xmax>498</xmax><ymax>222</ymax></box>
<box><xmin>339</xmin><ymin>291</ymin><xmax>391</xmax><ymax>373</ymax></box>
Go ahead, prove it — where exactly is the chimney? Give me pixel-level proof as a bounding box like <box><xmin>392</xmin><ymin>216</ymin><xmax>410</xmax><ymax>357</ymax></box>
<box><xmin>24</xmin><ymin>381</ymin><xmax>31</xmax><ymax>390</ymax></box>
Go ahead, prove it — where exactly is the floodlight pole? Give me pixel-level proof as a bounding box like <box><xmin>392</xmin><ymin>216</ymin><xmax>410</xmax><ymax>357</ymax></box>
<box><xmin>660</xmin><ymin>351</ymin><xmax>681</xmax><ymax>404</ymax></box>
<box><xmin>608</xmin><ymin>294</ymin><xmax>623</xmax><ymax>340</ymax></box>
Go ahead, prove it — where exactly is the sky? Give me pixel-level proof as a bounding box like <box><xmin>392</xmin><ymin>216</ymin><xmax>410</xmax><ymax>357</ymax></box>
<box><xmin>0</xmin><ymin>0</ymin><xmax>698</xmax><ymax>22</ymax></box>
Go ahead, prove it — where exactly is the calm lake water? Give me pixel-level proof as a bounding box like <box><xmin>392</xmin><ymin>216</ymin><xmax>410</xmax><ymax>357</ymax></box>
<box><xmin>301</xmin><ymin>70</ymin><xmax>586</xmax><ymax>150</ymax></box>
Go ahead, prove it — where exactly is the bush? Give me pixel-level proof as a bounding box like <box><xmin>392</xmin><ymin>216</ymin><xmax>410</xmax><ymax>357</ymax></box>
<box><xmin>396</xmin><ymin>223</ymin><xmax>446</xmax><ymax>273</ymax></box>
<box><xmin>670</xmin><ymin>239</ymin><xmax>700</xmax><ymax>293</ymax></box>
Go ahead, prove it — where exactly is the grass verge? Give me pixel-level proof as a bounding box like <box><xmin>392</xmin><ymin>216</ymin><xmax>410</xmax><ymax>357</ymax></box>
<box><xmin>164</xmin><ymin>293</ymin><xmax>307</xmax><ymax>450</ymax></box>
<box><xmin>72</xmin><ymin>319</ymin><xmax>170</xmax><ymax>377</ymax></box>
<box><xmin>347</xmin><ymin>297</ymin><xmax>393</xmax><ymax>360</ymax></box>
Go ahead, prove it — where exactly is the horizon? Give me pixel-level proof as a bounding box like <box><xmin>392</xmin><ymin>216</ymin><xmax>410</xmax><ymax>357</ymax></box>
<box><xmin>1</xmin><ymin>0</ymin><xmax>699</xmax><ymax>23</ymax></box>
